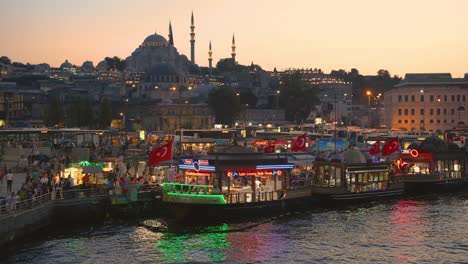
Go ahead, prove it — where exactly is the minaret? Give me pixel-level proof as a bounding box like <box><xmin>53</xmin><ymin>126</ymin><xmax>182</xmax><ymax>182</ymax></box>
<box><xmin>208</xmin><ymin>41</ymin><xmax>213</xmax><ymax>69</ymax></box>
<box><xmin>190</xmin><ymin>11</ymin><xmax>195</xmax><ymax>64</ymax></box>
<box><xmin>168</xmin><ymin>21</ymin><xmax>174</xmax><ymax>45</ymax></box>
<box><xmin>231</xmin><ymin>34</ymin><xmax>236</xmax><ymax>62</ymax></box>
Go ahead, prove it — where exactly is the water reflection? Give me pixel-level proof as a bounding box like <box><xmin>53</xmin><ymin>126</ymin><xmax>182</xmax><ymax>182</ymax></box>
<box><xmin>156</xmin><ymin>224</ymin><xmax>230</xmax><ymax>263</ymax></box>
<box><xmin>3</xmin><ymin>194</ymin><xmax>468</xmax><ymax>263</ymax></box>
<box><xmin>388</xmin><ymin>200</ymin><xmax>429</xmax><ymax>263</ymax></box>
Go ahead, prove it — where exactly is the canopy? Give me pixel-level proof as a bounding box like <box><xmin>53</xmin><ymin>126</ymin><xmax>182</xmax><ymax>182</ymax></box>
<box><xmin>82</xmin><ymin>166</ymin><xmax>103</xmax><ymax>173</ymax></box>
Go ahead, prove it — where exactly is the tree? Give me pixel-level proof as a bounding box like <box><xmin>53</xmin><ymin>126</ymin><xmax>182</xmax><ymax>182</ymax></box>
<box><xmin>104</xmin><ymin>56</ymin><xmax>126</xmax><ymax>71</ymax></box>
<box><xmin>279</xmin><ymin>71</ymin><xmax>319</xmax><ymax>123</ymax></box>
<box><xmin>0</xmin><ymin>56</ymin><xmax>11</xmax><ymax>65</ymax></box>
<box><xmin>208</xmin><ymin>86</ymin><xmax>241</xmax><ymax>126</ymax></box>
<box><xmin>44</xmin><ymin>96</ymin><xmax>64</xmax><ymax>126</ymax></box>
<box><xmin>98</xmin><ymin>98</ymin><xmax>112</xmax><ymax>129</ymax></box>
<box><xmin>66</xmin><ymin>97</ymin><xmax>95</xmax><ymax>128</ymax></box>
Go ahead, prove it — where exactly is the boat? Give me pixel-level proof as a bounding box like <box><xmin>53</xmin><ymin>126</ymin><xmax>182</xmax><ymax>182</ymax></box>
<box><xmin>310</xmin><ymin>149</ymin><xmax>404</xmax><ymax>203</ymax></box>
<box><xmin>161</xmin><ymin>146</ymin><xmax>312</xmax><ymax>221</ymax></box>
<box><xmin>396</xmin><ymin>137</ymin><xmax>468</xmax><ymax>194</ymax></box>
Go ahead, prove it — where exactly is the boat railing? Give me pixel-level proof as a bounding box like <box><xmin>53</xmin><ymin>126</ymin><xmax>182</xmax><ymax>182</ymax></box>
<box><xmin>163</xmin><ymin>182</ymin><xmax>215</xmax><ymax>195</ymax></box>
<box><xmin>225</xmin><ymin>190</ymin><xmax>282</xmax><ymax>204</ymax></box>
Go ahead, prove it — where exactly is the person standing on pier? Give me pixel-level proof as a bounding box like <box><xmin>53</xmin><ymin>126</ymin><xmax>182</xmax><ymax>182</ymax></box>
<box><xmin>6</xmin><ymin>170</ymin><xmax>14</xmax><ymax>193</ymax></box>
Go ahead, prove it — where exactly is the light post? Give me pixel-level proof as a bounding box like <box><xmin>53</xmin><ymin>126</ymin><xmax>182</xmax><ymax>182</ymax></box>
<box><xmin>366</xmin><ymin>90</ymin><xmax>372</xmax><ymax>127</ymax></box>
<box><xmin>276</xmin><ymin>90</ymin><xmax>280</xmax><ymax>109</ymax></box>
<box><xmin>420</xmin><ymin>89</ymin><xmax>425</xmax><ymax>133</ymax></box>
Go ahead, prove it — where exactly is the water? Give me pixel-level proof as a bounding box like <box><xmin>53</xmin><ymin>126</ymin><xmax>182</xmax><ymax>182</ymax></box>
<box><xmin>2</xmin><ymin>194</ymin><xmax>468</xmax><ymax>263</ymax></box>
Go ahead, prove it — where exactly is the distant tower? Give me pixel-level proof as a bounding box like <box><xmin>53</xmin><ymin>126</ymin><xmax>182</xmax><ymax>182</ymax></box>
<box><xmin>208</xmin><ymin>41</ymin><xmax>213</xmax><ymax>69</ymax></box>
<box><xmin>231</xmin><ymin>34</ymin><xmax>236</xmax><ymax>62</ymax></box>
<box><xmin>168</xmin><ymin>21</ymin><xmax>174</xmax><ymax>45</ymax></box>
<box><xmin>190</xmin><ymin>11</ymin><xmax>195</xmax><ymax>64</ymax></box>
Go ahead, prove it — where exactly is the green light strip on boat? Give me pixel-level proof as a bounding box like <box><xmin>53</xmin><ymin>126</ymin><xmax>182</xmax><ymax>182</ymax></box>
<box><xmin>165</xmin><ymin>192</ymin><xmax>227</xmax><ymax>204</ymax></box>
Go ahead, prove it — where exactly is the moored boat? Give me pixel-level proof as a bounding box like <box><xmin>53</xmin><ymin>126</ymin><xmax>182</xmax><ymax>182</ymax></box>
<box><xmin>311</xmin><ymin>149</ymin><xmax>404</xmax><ymax>203</ymax></box>
<box><xmin>161</xmin><ymin>146</ymin><xmax>312</xmax><ymax>221</ymax></box>
<box><xmin>396</xmin><ymin>138</ymin><xmax>468</xmax><ymax>194</ymax></box>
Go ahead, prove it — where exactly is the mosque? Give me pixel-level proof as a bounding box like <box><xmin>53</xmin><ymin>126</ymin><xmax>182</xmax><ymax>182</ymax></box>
<box><xmin>124</xmin><ymin>12</ymin><xmax>237</xmax><ymax>82</ymax></box>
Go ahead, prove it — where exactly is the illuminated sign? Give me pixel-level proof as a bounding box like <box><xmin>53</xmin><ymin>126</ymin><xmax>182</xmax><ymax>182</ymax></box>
<box><xmin>410</xmin><ymin>149</ymin><xmax>419</xmax><ymax>158</ymax></box>
<box><xmin>227</xmin><ymin>170</ymin><xmax>282</xmax><ymax>177</ymax></box>
<box><xmin>256</xmin><ymin>164</ymin><xmax>294</xmax><ymax>170</ymax></box>
<box><xmin>180</xmin><ymin>159</ymin><xmax>215</xmax><ymax>171</ymax></box>
<box><xmin>185</xmin><ymin>171</ymin><xmax>212</xmax><ymax>177</ymax></box>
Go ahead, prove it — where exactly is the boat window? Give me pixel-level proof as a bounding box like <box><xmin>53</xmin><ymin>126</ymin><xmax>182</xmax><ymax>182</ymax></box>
<box><xmin>329</xmin><ymin>166</ymin><xmax>336</xmax><ymax>187</ymax></box>
<box><xmin>335</xmin><ymin>167</ymin><xmax>341</xmax><ymax>187</ymax></box>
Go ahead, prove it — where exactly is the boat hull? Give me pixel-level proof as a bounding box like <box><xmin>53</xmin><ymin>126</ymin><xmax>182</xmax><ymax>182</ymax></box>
<box><xmin>403</xmin><ymin>178</ymin><xmax>468</xmax><ymax>194</ymax></box>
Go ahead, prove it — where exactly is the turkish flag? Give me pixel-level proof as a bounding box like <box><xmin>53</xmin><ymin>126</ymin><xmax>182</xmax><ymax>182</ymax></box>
<box><xmin>264</xmin><ymin>145</ymin><xmax>275</xmax><ymax>154</ymax></box>
<box><xmin>148</xmin><ymin>141</ymin><xmax>173</xmax><ymax>166</ymax></box>
<box><xmin>382</xmin><ymin>137</ymin><xmax>399</xmax><ymax>156</ymax></box>
<box><xmin>291</xmin><ymin>133</ymin><xmax>308</xmax><ymax>152</ymax></box>
<box><xmin>369</xmin><ymin>140</ymin><xmax>381</xmax><ymax>155</ymax></box>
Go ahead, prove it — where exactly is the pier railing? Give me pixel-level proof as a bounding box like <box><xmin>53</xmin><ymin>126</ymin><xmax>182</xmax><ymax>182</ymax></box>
<box><xmin>0</xmin><ymin>192</ymin><xmax>51</xmax><ymax>217</ymax></box>
<box><xmin>0</xmin><ymin>188</ymin><xmax>111</xmax><ymax>218</ymax></box>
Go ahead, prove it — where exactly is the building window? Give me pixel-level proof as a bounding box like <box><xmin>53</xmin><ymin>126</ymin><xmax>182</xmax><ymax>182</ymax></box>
<box><xmin>420</xmin><ymin>109</ymin><xmax>425</xmax><ymax>115</ymax></box>
<box><xmin>452</xmin><ymin>120</ymin><xmax>455</xmax><ymax>123</ymax></box>
<box><xmin>444</xmin><ymin>95</ymin><xmax>447</xmax><ymax>102</ymax></box>
<box><xmin>411</xmin><ymin>95</ymin><xmax>415</xmax><ymax>102</ymax></box>
<box><xmin>463</xmin><ymin>95</ymin><xmax>466</xmax><ymax>102</ymax></box>
<box><xmin>405</xmin><ymin>95</ymin><xmax>408</xmax><ymax>102</ymax></box>
<box><xmin>444</xmin><ymin>120</ymin><xmax>447</xmax><ymax>123</ymax></box>
<box><xmin>437</xmin><ymin>120</ymin><xmax>440</xmax><ymax>123</ymax></box>
<box><xmin>420</xmin><ymin>95</ymin><xmax>424</xmax><ymax>102</ymax></box>
<box><xmin>404</xmin><ymin>120</ymin><xmax>408</xmax><ymax>123</ymax></box>
<box><xmin>444</xmin><ymin>109</ymin><xmax>447</xmax><ymax>115</ymax></box>
<box><xmin>404</xmin><ymin>109</ymin><xmax>408</xmax><ymax>115</ymax></box>
<box><xmin>430</xmin><ymin>119</ymin><xmax>434</xmax><ymax>123</ymax></box>
<box><xmin>437</xmin><ymin>109</ymin><xmax>441</xmax><ymax>115</ymax></box>
<box><xmin>451</xmin><ymin>109</ymin><xmax>455</xmax><ymax>115</ymax></box>
<box><xmin>452</xmin><ymin>95</ymin><xmax>455</xmax><ymax>101</ymax></box>
<box><xmin>411</xmin><ymin>109</ymin><xmax>415</xmax><ymax>115</ymax></box>
<box><xmin>398</xmin><ymin>95</ymin><xmax>402</xmax><ymax>102</ymax></box>
<box><xmin>398</xmin><ymin>109</ymin><xmax>402</xmax><ymax>115</ymax></box>
<box><xmin>420</xmin><ymin>120</ymin><xmax>424</xmax><ymax>124</ymax></box>
<box><xmin>398</xmin><ymin>120</ymin><xmax>402</xmax><ymax>124</ymax></box>
<box><xmin>457</xmin><ymin>95</ymin><xmax>461</xmax><ymax>102</ymax></box>
<box><xmin>430</xmin><ymin>95</ymin><xmax>434</xmax><ymax>102</ymax></box>
<box><xmin>430</xmin><ymin>109</ymin><xmax>434</xmax><ymax>115</ymax></box>
<box><xmin>411</xmin><ymin>120</ymin><xmax>415</xmax><ymax>123</ymax></box>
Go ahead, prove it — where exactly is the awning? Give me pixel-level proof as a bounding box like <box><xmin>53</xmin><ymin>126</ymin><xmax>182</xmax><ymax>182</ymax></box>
<box><xmin>82</xmin><ymin>166</ymin><xmax>103</xmax><ymax>173</ymax></box>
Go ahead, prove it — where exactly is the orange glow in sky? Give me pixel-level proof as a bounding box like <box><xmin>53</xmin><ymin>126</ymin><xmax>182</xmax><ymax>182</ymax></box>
<box><xmin>1</xmin><ymin>0</ymin><xmax>468</xmax><ymax>76</ymax></box>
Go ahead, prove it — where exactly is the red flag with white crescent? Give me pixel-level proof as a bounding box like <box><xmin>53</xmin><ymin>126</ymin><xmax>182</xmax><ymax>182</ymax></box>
<box><xmin>382</xmin><ymin>137</ymin><xmax>399</xmax><ymax>156</ymax></box>
<box><xmin>264</xmin><ymin>144</ymin><xmax>275</xmax><ymax>154</ymax></box>
<box><xmin>369</xmin><ymin>140</ymin><xmax>381</xmax><ymax>155</ymax></box>
<box><xmin>148</xmin><ymin>141</ymin><xmax>172</xmax><ymax>166</ymax></box>
<box><xmin>291</xmin><ymin>133</ymin><xmax>308</xmax><ymax>152</ymax></box>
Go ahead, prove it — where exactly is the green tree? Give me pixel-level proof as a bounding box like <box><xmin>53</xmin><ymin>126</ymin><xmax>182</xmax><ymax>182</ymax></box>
<box><xmin>98</xmin><ymin>98</ymin><xmax>112</xmax><ymax>129</ymax></box>
<box><xmin>208</xmin><ymin>86</ymin><xmax>241</xmax><ymax>126</ymax></box>
<box><xmin>66</xmin><ymin>97</ymin><xmax>95</xmax><ymax>128</ymax></box>
<box><xmin>216</xmin><ymin>58</ymin><xmax>236</xmax><ymax>73</ymax></box>
<box><xmin>45</xmin><ymin>96</ymin><xmax>64</xmax><ymax>126</ymax></box>
<box><xmin>104</xmin><ymin>56</ymin><xmax>126</xmax><ymax>71</ymax></box>
<box><xmin>0</xmin><ymin>56</ymin><xmax>11</xmax><ymax>65</ymax></box>
<box><xmin>279</xmin><ymin>71</ymin><xmax>319</xmax><ymax>123</ymax></box>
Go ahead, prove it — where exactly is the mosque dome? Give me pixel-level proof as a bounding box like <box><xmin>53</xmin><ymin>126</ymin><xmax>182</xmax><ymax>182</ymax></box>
<box><xmin>342</xmin><ymin>149</ymin><xmax>367</xmax><ymax>164</ymax></box>
<box><xmin>60</xmin><ymin>59</ymin><xmax>74</xmax><ymax>69</ymax></box>
<box><xmin>142</xmin><ymin>33</ymin><xmax>168</xmax><ymax>47</ymax></box>
<box><xmin>81</xmin><ymin>61</ymin><xmax>94</xmax><ymax>69</ymax></box>
<box><xmin>96</xmin><ymin>60</ymin><xmax>108</xmax><ymax>71</ymax></box>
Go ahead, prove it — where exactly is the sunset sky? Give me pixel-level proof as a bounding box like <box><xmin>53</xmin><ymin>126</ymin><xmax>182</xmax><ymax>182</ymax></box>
<box><xmin>1</xmin><ymin>0</ymin><xmax>468</xmax><ymax>77</ymax></box>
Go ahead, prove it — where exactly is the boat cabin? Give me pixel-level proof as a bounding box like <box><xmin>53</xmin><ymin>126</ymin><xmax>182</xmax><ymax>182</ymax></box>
<box><xmin>163</xmin><ymin>146</ymin><xmax>297</xmax><ymax>205</ymax></box>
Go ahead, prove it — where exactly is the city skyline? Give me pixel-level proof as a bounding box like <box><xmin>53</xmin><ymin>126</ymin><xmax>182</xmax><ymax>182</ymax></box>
<box><xmin>1</xmin><ymin>0</ymin><xmax>468</xmax><ymax>77</ymax></box>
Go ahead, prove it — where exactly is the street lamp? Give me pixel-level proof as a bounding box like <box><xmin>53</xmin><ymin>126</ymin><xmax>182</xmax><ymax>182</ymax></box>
<box><xmin>420</xmin><ymin>89</ymin><xmax>425</xmax><ymax>133</ymax></box>
<box><xmin>276</xmin><ymin>90</ymin><xmax>280</xmax><ymax>109</ymax></box>
<box><xmin>366</xmin><ymin>90</ymin><xmax>372</xmax><ymax>128</ymax></box>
